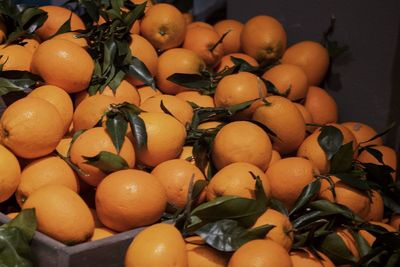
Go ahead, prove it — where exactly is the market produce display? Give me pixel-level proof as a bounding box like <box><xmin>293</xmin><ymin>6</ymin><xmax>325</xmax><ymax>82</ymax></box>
<box><xmin>0</xmin><ymin>0</ymin><xmax>399</xmax><ymax>266</ymax></box>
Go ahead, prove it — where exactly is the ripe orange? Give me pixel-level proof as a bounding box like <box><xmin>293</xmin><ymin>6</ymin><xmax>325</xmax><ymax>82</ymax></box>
<box><xmin>90</xmin><ymin>227</ymin><xmax>115</xmax><ymax>241</ymax></box>
<box><xmin>20</xmin><ymin>37</ymin><xmax>40</xmax><ymax>53</ymax></box>
<box><xmin>183</xmin><ymin>26</ymin><xmax>224</xmax><ymax>67</ymax></box>
<box><xmin>179</xmin><ymin>145</ymin><xmax>195</xmax><ymax>163</ymax></box>
<box><xmin>252</xmin><ymin>208</ymin><xmax>294</xmax><ymax>251</ymax></box>
<box><xmin>69</xmin><ymin>127</ymin><xmax>135</xmax><ymax>186</ymax></box>
<box><xmin>214</xmin><ymin>71</ymin><xmax>267</xmax><ymax>120</ymax></box>
<box><xmin>187</xmin><ymin>21</ymin><xmax>214</xmax><ymax>30</ymax></box>
<box><xmin>319</xmin><ymin>176</ymin><xmax>371</xmax><ymax>219</ymax></box>
<box><xmin>137</xmin><ymin>85</ymin><xmax>162</xmax><ymax>104</ymax></box>
<box><xmin>31</xmin><ymin>39</ymin><xmax>94</xmax><ymax>93</ymax></box>
<box><xmin>390</xmin><ymin>213</ymin><xmax>400</xmax><ymax>230</ymax></box>
<box><xmin>28</xmin><ymin>84</ymin><xmax>73</xmax><ymax>133</ymax></box>
<box><xmin>215</xmin><ymin>52</ymin><xmax>259</xmax><ymax>73</ymax></box>
<box><xmin>140</xmin><ymin>94</ymin><xmax>194</xmax><ymax>126</ymax></box>
<box><xmin>0</xmin><ymin>45</ymin><xmax>32</xmax><ymax>71</ymax></box>
<box><xmin>241</xmin><ymin>15</ymin><xmax>287</xmax><ymax>63</ymax></box>
<box><xmin>211</xmin><ymin>121</ymin><xmax>272</xmax><ymax>171</ymax></box>
<box><xmin>185</xmin><ymin>236</ymin><xmax>229</xmax><ymax>267</ymax></box>
<box><xmin>16</xmin><ymin>156</ymin><xmax>79</xmax><ymax>207</ymax></box>
<box><xmin>281</xmin><ymin>41</ymin><xmax>330</xmax><ymax>86</ymax></box>
<box><xmin>267</xmin><ymin>150</ymin><xmax>282</xmax><ymax>169</ymax></box>
<box><xmin>136</xmin><ymin>112</ymin><xmax>187</xmax><ymax>167</ymax></box>
<box><xmin>266</xmin><ymin>157</ymin><xmax>318</xmax><ymax>210</ymax></box>
<box><xmin>290</xmin><ymin>249</ymin><xmax>335</xmax><ymax>267</ymax></box>
<box><xmin>304</xmin><ymin>86</ymin><xmax>338</xmax><ymax>125</ymax></box>
<box><xmin>214</xmin><ymin>19</ymin><xmax>244</xmax><ymax>54</ymax></box>
<box><xmin>335</xmin><ymin>228</ymin><xmax>360</xmax><ymax>261</ymax></box>
<box><xmin>198</xmin><ymin>121</ymin><xmax>223</xmax><ymax>130</ymax></box>
<box><xmin>0</xmin><ymin>144</ymin><xmax>21</xmax><ymax>203</ymax></box>
<box><xmin>262</xmin><ymin>63</ymin><xmax>309</xmax><ymax>101</ymax></box>
<box><xmin>140</xmin><ymin>3</ymin><xmax>186</xmax><ymax>51</ymax></box>
<box><xmin>176</xmin><ymin>91</ymin><xmax>215</xmax><ymax>108</ymax></box>
<box><xmin>23</xmin><ymin>185</ymin><xmax>94</xmax><ymax>244</ymax></box>
<box><xmin>0</xmin><ymin>97</ymin><xmax>64</xmax><ymax>159</ymax></box>
<box><xmin>366</xmin><ymin>190</ymin><xmax>384</xmax><ymax>222</ymax></box>
<box><xmin>96</xmin><ymin>169</ymin><xmax>167</xmax><ymax>232</ymax></box>
<box><xmin>252</xmin><ymin>96</ymin><xmax>306</xmax><ymax>155</ymax></box>
<box><xmin>341</xmin><ymin>121</ymin><xmax>382</xmax><ymax>147</ymax></box>
<box><xmin>36</xmin><ymin>5</ymin><xmax>85</xmax><ymax>40</ymax></box>
<box><xmin>207</xmin><ymin>162</ymin><xmax>271</xmax><ymax>200</ymax></box>
<box><xmin>156</xmin><ymin>48</ymin><xmax>206</xmax><ymax>94</ymax></box>
<box><xmin>228</xmin><ymin>239</ymin><xmax>293</xmax><ymax>267</ymax></box>
<box><xmin>125</xmin><ymin>223</ymin><xmax>187</xmax><ymax>267</ymax></box>
<box><xmin>183</xmin><ymin>13</ymin><xmax>193</xmax><ymax>25</ymax></box>
<box><xmin>52</xmin><ymin>31</ymin><xmax>88</xmax><ymax>48</ymax></box>
<box><xmin>293</xmin><ymin>103</ymin><xmax>314</xmax><ymax>133</ymax></box>
<box><xmin>0</xmin><ymin>19</ymin><xmax>6</xmax><ymax>43</ymax></box>
<box><xmin>151</xmin><ymin>159</ymin><xmax>206</xmax><ymax>209</ymax></box>
<box><xmin>55</xmin><ymin>137</ymin><xmax>72</xmax><ymax>158</ymax></box>
<box><xmin>357</xmin><ymin>145</ymin><xmax>397</xmax><ymax>181</ymax></box>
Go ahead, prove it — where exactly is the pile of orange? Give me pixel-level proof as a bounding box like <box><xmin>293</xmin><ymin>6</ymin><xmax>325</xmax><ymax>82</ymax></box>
<box><xmin>0</xmin><ymin>1</ymin><xmax>398</xmax><ymax>266</ymax></box>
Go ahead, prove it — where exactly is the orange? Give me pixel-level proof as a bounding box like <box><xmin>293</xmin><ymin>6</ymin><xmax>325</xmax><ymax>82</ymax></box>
<box><xmin>252</xmin><ymin>208</ymin><xmax>294</xmax><ymax>251</ymax></box>
<box><xmin>262</xmin><ymin>63</ymin><xmax>309</xmax><ymax>101</ymax></box>
<box><xmin>183</xmin><ymin>13</ymin><xmax>193</xmax><ymax>25</ymax></box>
<box><xmin>69</xmin><ymin>127</ymin><xmax>135</xmax><ymax>186</ymax></box>
<box><xmin>28</xmin><ymin>84</ymin><xmax>73</xmax><ymax>133</ymax></box>
<box><xmin>335</xmin><ymin>228</ymin><xmax>360</xmax><ymax>261</ymax></box>
<box><xmin>16</xmin><ymin>156</ymin><xmax>79</xmax><ymax>207</ymax></box>
<box><xmin>211</xmin><ymin>121</ymin><xmax>272</xmax><ymax>171</ymax></box>
<box><xmin>156</xmin><ymin>48</ymin><xmax>206</xmax><ymax>94</ymax></box>
<box><xmin>179</xmin><ymin>145</ymin><xmax>195</xmax><ymax>163</ymax></box>
<box><xmin>96</xmin><ymin>169</ymin><xmax>167</xmax><ymax>232</ymax></box>
<box><xmin>136</xmin><ymin>112</ymin><xmax>187</xmax><ymax>167</ymax></box>
<box><xmin>127</xmin><ymin>34</ymin><xmax>159</xmax><ymax>85</ymax></box>
<box><xmin>198</xmin><ymin>121</ymin><xmax>223</xmax><ymax>130</ymax></box>
<box><xmin>304</xmin><ymin>86</ymin><xmax>338</xmax><ymax>125</ymax></box>
<box><xmin>151</xmin><ymin>159</ymin><xmax>206</xmax><ymax>209</ymax></box>
<box><xmin>183</xmin><ymin>26</ymin><xmax>224</xmax><ymax>67</ymax></box>
<box><xmin>55</xmin><ymin>137</ymin><xmax>72</xmax><ymax>157</ymax></box>
<box><xmin>215</xmin><ymin>52</ymin><xmax>259</xmax><ymax>73</ymax></box>
<box><xmin>72</xmin><ymin>94</ymin><xmax>115</xmax><ymax>132</ymax></box>
<box><xmin>390</xmin><ymin>213</ymin><xmax>400</xmax><ymax>230</ymax></box>
<box><xmin>137</xmin><ymin>85</ymin><xmax>162</xmax><ymax>105</ymax></box>
<box><xmin>214</xmin><ymin>71</ymin><xmax>267</xmax><ymax>120</ymax></box>
<box><xmin>319</xmin><ymin>176</ymin><xmax>371</xmax><ymax>219</ymax></box>
<box><xmin>0</xmin><ymin>144</ymin><xmax>21</xmax><ymax>203</ymax></box>
<box><xmin>176</xmin><ymin>91</ymin><xmax>215</xmax><ymax>108</ymax></box>
<box><xmin>186</xmin><ymin>236</ymin><xmax>229</xmax><ymax>267</ymax></box>
<box><xmin>241</xmin><ymin>15</ymin><xmax>287</xmax><ymax>63</ymax></box>
<box><xmin>140</xmin><ymin>94</ymin><xmax>194</xmax><ymax>126</ymax></box>
<box><xmin>187</xmin><ymin>21</ymin><xmax>214</xmax><ymax>30</ymax></box>
<box><xmin>0</xmin><ymin>45</ymin><xmax>32</xmax><ymax>71</ymax></box>
<box><xmin>6</xmin><ymin>212</ymin><xmax>19</xmax><ymax>219</ymax></box>
<box><xmin>140</xmin><ymin>3</ymin><xmax>186</xmax><ymax>51</ymax></box>
<box><xmin>228</xmin><ymin>239</ymin><xmax>293</xmax><ymax>267</ymax></box>
<box><xmin>0</xmin><ymin>19</ymin><xmax>6</xmax><ymax>43</ymax></box>
<box><xmin>125</xmin><ymin>223</ymin><xmax>187</xmax><ymax>267</ymax></box>
<box><xmin>214</xmin><ymin>19</ymin><xmax>243</xmax><ymax>54</ymax></box>
<box><xmin>23</xmin><ymin>185</ymin><xmax>94</xmax><ymax>244</ymax></box>
<box><xmin>341</xmin><ymin>121</ymin><xmax>382</xmax><ymax>147</ymax></box>
<box><xmin>0</xmin><ymin>97</ymin><xmax>64</xmax><ymax>159</ymax></box>
<box><xmin>90</xmin><ymin>227</ymin><xmax>115</xmax><ymax>241</ymax></box>
<box><xmin>207</xmin><ymin>162</ymin><xmax>271</xmax><ymax>200</ymax></box>
<box><xmin>293</xmin><ymin>103</ymin><xmax>314</xmax><ymax>133</ymax></box>
<box><xmin>281</xmin><ymin>41</ymin><xmax>330</xmax><ymax>86</ymax></box>
<box><xmin>357</xmin><ymin>145</ymin><xmax>397</xmax><ymax>181</ymax></box>
<box><xmin>74</xmin><ymin>79</ymin><xmax>140</xmax><ymax>107</ymax></box>
<box><xmin>290</xmin><ymin>249</ymin><xmax>335</xmax><ymax>267</ymax></box>
<box><xmin>266</xmin><ymin>157</ymin><xmax>318</xmax><ymax>210</ymax></box>
<box><xmin>31</xmin><ymin>39</ymin><xmax>94</xmax><ymax>93</ymax></box>
<box><xmin>20</xmin><ymin>37</ymin><xmax>40</xmax><ymax>53</ymax></box>
<box><xmin>252</xmin><ymin>96</ymin><xmax>306</xmax><ymax>155</ymax></box>
<box><xmin>36</xmin><ymin>5</ymin><xmax>85</xmax><ymax>40</ymax></box>
<box><xmin>366</xmin><ymin>190</ymin><xmax>384</xmax><ymax>222</ymax></box>
<box><xmin>267</xmin><ymin>150</ymin><xmax>281</xmax><ymax>169</ymax></box>
<box><xmin>52</xmin><ymin>31</ymin><xmax>88</xmax><ymax>48</ymax></box>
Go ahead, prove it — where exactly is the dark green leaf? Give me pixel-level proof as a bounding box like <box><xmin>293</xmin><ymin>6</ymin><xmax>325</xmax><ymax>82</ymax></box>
<box><xmin>363</xmin><ymin>163</ymin><xmax>395</xmax><ymax>187</ymax></box>
<box><xmin>362</xmin><ymin>146</ymin><xmax>384</xmax><ymax>164</ymax></box>
<box><xmin>103</xmin><ymin>38</ymin><xmax>117</xmax><ymax>72</ymax></box>
<box><xmin>319</xmin><ymin>232</ymin><xmax>358</xmax><ymax>265</ymax></box>
<box><xmin>0</xmin><ymin>227</ymin><xmax>33</xmax><ymax>267</ymax></box>
<box><xmin>230</xmin><ymin>56</ymin><xmax>259</xmax><ymax>73</ymax></box>
<box><xmin>107</xmin><ymin>70</ymin><xmax>125</xmax><ymax>92</ymax></box>
<box><xmin>290</xmin><ymin>179</ymin><xmax>321</xmax><ymax>216</ymax></box>
<box><xmin>192</xmin><ymin>179</ymin><xmax>208</xmax><ymax>202</ymax></box>
<box><xmin>160</xmin><ymin>100</ymin><xmax>174</xmax><ymax>117</ymax></box>
<box><xmin>6</xmin><ymin>209</ymin><xmax>36</xmax><ymax>240</ymax></box>
<box><xmin>126</xmin><ymin>56</ymin><xmax>155</xmax><ymax>88</ymax></box>
<box><xmin>353</xmin><ymin>231</ymin><xmax>371</xmax><ymax>257</ymax></box>
<box><xmin>309</xmin><ymin>200</ymin><xmax>364</xmax><ymax>222</ymax></box>
<box><xmin>106</xmin><ymin>112</ymin><xmax>128</xmax><ymax>153</ymax></box>
<box><xmin>20</xmin><ymin>7</ymin><xmax>47</xmax><ymax>33</ymax></box>
<box><xmin>292</xmin><ymin>210</ymin><xmax>334</xmax><ymax>229</ymax></box>
<box><xmin>318</xmin><ymin>125</ymin><xmax>344</xmax><ymax>160</ymax></box>
<box><xmin>167</xmin><ymin>73</ymin><xmax>211</xmax><ymax>91</ymax></box>
<box><xmin>263</xmin><ymin>79</ymin><xmax>290</xmax><ymax>97</ymax></box>
<box><xmin>81</xmin><ymin>0</ymin><xmax>100</xmax><ymax>22</ymax></box>
<box><xmin>226</xmin><ymin>99</ymin><xmax>256</xmax><ymax>114</ymax></box>
<box><xmin>122</xmin><ymin>109</ymin><xmax>147</xmax><ymax>150</ymax></box>
<box><xmin>330</xmin><ymin>142</ymin><xmax>354</xmax><ymax>173</ymax></box>
<box><xmin>334</xmin><ymin>172</ymin><xmax>370</xmax><ymax>191</ymax></box>
<box><xmin>386</xmin><ymin>252</ymin><xmax>400</xmax><ymax>267</ymax></box>
<box><xmin>123</xmin><ymin>2</ymin><xmax>146</xmax><ymax>29</ymax></box>
<box><xmin>49</xmin><ymin>14</ymin><xmax>72</xmax><ymax>38</ymax></box>
<box><xmin>268</xmin><ymin>198</ymin><xmax>289</xmax><ymax>216</ymax></box>
<box><xmin>83</xmin><ymin>151</ymin><xmax>129</xmax><ymax>173</ymax></box>
<box><xmin>359</xmin><ymin>122</ymin><xmax>395</xmax><ymax>146</ymax></box>
<box><xmin>382</xmin><ymin>194</ymin><xmax>400</xmax><ymax>214</ymax></box>
<box><xmin>0</xmin><ymin>77</ymin><xmax>36</xmax><ymax>96</ymax></box>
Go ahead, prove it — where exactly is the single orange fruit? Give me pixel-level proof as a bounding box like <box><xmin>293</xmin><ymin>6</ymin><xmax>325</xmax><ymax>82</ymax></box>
<box><xmin>140</xmin><ymin>3</ymin><xmax>186</xmax><ymax>51</ymax></box>
<box><xmin>137</xmin><ymin>85</ymin><xmax>162</xmax><ymax>105</ymax></box>
<box><xmin>90</xmin><ymin>227</ymin><xmax>115</xmax><ymax>241</ymax></box>
<box><xmin>23</xmin><ymin>185</ymin><xmax>94</xmax><ymax>245</ymax></box>
<box><xmin>281</xmin><ymin>41</ymin><xmax>330</xmax><ymax>86</ymax></box>
<box><xmin>267</xmin><ymin>150</ymin><xmax>282</xmax><ymax>169</ymax></box>
<box><xmin>252</xmin><ymin>208</ymin><xmax>294</xmax><ymax>251</ymax></box>
<box><xmin>252</xmin><ymin>96</ymin><xmax>306</xmax><ymax>155</ymax></box>
<box><xmin>125</xmin><ymin>223</ymin><xmax>187</xmax><ymax>267</ymax></box>
<box><xmin>151</xmin><ymin>159</ymin><xmax>206</xmax><ymax>209</ymax></box>
<box><xmin>136</xmin><ymin>112</ymin><xmax>187</xmax><ymax>167</ymax></box>
<box><xmin>179</xmin><ymin>145</ymin><xmax>195</xmax><ymax>163</ymax></box>
<box><xmin>0</xmin><ymin>97</ymin><xmax>64</xmax><ymax>159</ymax></box>
<box><xmin>55</xmin><ymin>137</ymin><xmax>72</xmax><ymax>158</ymax></box>
<box><xmin>290</xmin><ymin>248</ymin><xmax>335</xmax><ymax>267</ymax></box>
<box><xmin>266</xmin><ymin>157</ymin><xmax>318</xmax><ymax>210</ymax></box>
<box><xmin>357</xmin><ymin>145</ymin><xmax>397</xmax><ymax>181</ymax></box>
<box><xmin>36</xmin><ymin>5</ymin><xmax>85</xmax><ymax>40</ymax></box>
<box><xmin>293</xmin><ymin>102</ymin><xmax>314</xmax><ymax>133</ymax></box>
<box><xmin>52</xmin><ymin>31</ymin><xmax>88</xmax><ymax>48</ymax></box>
<box><xmin>207</xmin><ymin>162</ymin><xmax>271</xmax><ymax>200</ymax></box>
<box><xmin>341</xmin><ymin>121</ymin><xmax>382</xmax><ymax>147</ymax></box>
<box><xmin>96</xmin><ymin>169</ymin><xmax>167</xmax><ymax>232</ymax></box>
<box><xmin>183</xmin><ymin>13</ymin><xmax>193</xmax><ymax>25</ymax></box>
<box><xmin>0</xmin><ymin>45</ymin><xmax>32</xmax><ymax>71</ymax></box>
<box><xmin>211</xmin><ymin>121</ymin><xmax>272</xmax><ymax>171</ymax></box>
<box><xmin>215</xmin><ymin>52</ymin><xmax>259</xmax><ymax>73</ymax></box>
<box><xmin>241</xmin><ymin>15</ymin><xmax>287</xmax><ymax>63</ymax></box>
<box><xmin>31</xmin><ymin>39</ymin><xmax>94</xmax><ymax>93</ymax></box>
<box><xmin>389</xmin><ymin>213</ymin><xmax>400</xmax><ymax>230</ymax></box>
<box><xmin>156</xmin><ymin>48</ymin><xmax>206</xmax><ymax>94</ymax></box>
<box><xmin>214</xmin><ymin>19</ymin><xmax>244</xmax><ymax>54</ymax></box>
<box><xmin>262</xmin><ymin>63</ymin><xmax>309</xmax><ymax>101</ymax></box>
<box><xmin>69</xmin><ymin>127</ymin><xmax>135</xmax><ymax>186</ymax></box>
<box><xmin>228</xmin><ymin>239</ymin><xmax>292</xmax><ymax>267</ymax></box>
<box><xmin>198</xmin><ymin>121</ymin><xmax>223</xmax><ymax>130</ymax></box>
<box><xmin>187</xmin><ymin>21</ymin><xmax>214</xmax><ymax>30</ymax></box>
<box><xmin>0</xmin><ymin>144</ymin><xmax>21</xmax><ymax>203</ymax></box>
<box><xmin>20</xmin><ymin>37</ymin><xmax>40</xmax><ymax>53</ymax></box>
<box><xmin>304</xmin><ymin>86</ymin><xmax>338</xmax><ymax>125</ymax></box>
<box><xmin>176</xmin><ymin>91</ymin><xmax>215</xmax><ymax>108</ymax></box>
<box><xmin>366</xmin><ymin>190</ymin><xmax>384</xmax><ymax>222</ymax></box>
<box><xmin>186</xmin><ymin>236</ymin><xmax>229</xmax><ymax>267</ymax></box>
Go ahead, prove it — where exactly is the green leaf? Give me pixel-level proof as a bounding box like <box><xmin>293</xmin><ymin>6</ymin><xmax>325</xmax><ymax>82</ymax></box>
<box><xmin>309</xmin><ymin>199</ymin><xmax>364</xmax><ymax>222</ymax></box>
<box><xmin>334</xmin><ymin>172</ymin><xmax>370</xmax><ymax>191</ymax></box>
<box><xmin>318</xmin><ymin>125</ymin><xmax>344</xmax><ymax>160</ymax></box>
<box><xmin>49</xmin><ymin>14</ymin><xmax>72</xmax><ymax>38</ymax></box>
<box><xmin>103</xmin><ymin>38</ymin><xmax>117</xmax><ymax>72</ymax></box>
<box><xmin>226</xmin><ymin>99</ymin><xmax>257</xmax><ymax>114</ymax></box>
<box><xmin>167</xmin><ymin>73</ymin><xmax>211</xmax><ymax>91</ymax></box>
<box><xmin>319</xmin><ymin>232</ymin><xmax>358</xmax><ymax>265</ymax></box>
<box><xmin>6</xmin><ymin>209</ymin><xmax>36</xmax><ymax>240</ymax></box>
<box><xmin>123</xmin><ymin>2</ymin><xmax>146</xmax><ymax>29</ymax></box>
<box><xmin>126</xmin><ymin>56</ymin><xmax>155</xmax><ymax>88</ymax></box>
<box><xmin>0</xmin><ymin>77</ymin><xmax>36</xmax><ymax>97</ymax></box>
<box><xmin>106</xmin><ymin>112</ymin><xmax>128</xmax><ymax>153</ymax></box>
<box><xmin>83</xmin><ymin>151</ymin><xmax>129</xmax><ymax>173</ymax></box>
<box><xmin>195</xmin><ymin>219</ymin><xmax>274</xmax><ymax>252</ymax></box>
<box><xmin>361</xmin><ymin>146</ymin><xmax>384</xmax><ymax>164</ymax></box>
<box><xmin>268</xmin><ymin>198</ymin><xmax>289</xmax><ymax>216</ymax></box>
<box><xmin>359</xmin><ymin>122</ymin><xmax>395</xmax><ymax>146</ymax></box>
<box><xmin>122</xmin><ymin>109</ymin><xmax>147</xmax><ymax>150</ymax></box>
<box><xmin>81</xmin><ymin>0</ymin><xmax>100</xmax><ymax>22</ymax></box>
<box><xmin>290</xmin><ymin>179</ymin><xmax>321</xmax><ymax>216</ymax></box>
<box><xmin>330</xmin><ymin>142</ymin><xmax>354</xmax><ymax>173</ymax></box>
<box><xmin>230</xmin><ymin>56</ymin><xmax>259</xmax><ymax>73</ymax></box>
<box><xmin>20</xmin><ymin>7</ymin><xmax>47</xmax><ymax>34</ymax></box>
<box><xmin>262</xmin><ymin>79</ymin><xmax>290</xmax><ymax>97</ymax></box>
<box><xmin>292</xmin><ymin>210</ymin><xmax>334</xmax><ymax>229</ymax></box>
<box><xmin>353</xmin><ymin>231</ymin><xmax>371</xmax><ymax>257</ymax></box>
